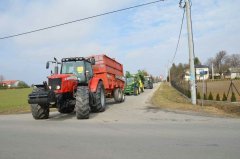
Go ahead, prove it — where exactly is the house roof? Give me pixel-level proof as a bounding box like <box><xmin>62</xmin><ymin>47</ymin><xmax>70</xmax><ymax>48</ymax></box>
<box><xmin>0</xmin><ymin>80</ymin><xmax>19</xmax><ymax>85</ymax></box>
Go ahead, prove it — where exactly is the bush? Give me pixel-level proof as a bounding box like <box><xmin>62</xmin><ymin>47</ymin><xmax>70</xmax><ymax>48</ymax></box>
<box><xmin>17</xmin><ymin>81</ymin><xmax>30</xmax><ymax>88</ymax></box>
<box><xmin>222</xmin><ymin>92</ymin><xmax>227</xmax><ymax>101</ymax></box>
<box><xmin>0</xmin><ymin>85</ymin><xmax>7</xmax><ymax>89</ymax></box>
<box><xmin>204</xmin><ymin>93</ymin><xmax>207</xmax><ymax>100</ymax></box>
<box><xmin>231</xmin><ymin>92</ymin><xmax>237</xmax><ymax>102</ymax></box>
<box><xmin>197</xmin><ymin>92</ymin><xmax>201</xmax><ymax>99</ymax></box>
<box><xmin>208</xmin><ymin>92</ymin><xmax>213</xmax><ymax>100</ymax></box>
<box><xmin>216</xmin><ymin>93</ymin><xmax>220</xmax><ymax>101</ymax></box>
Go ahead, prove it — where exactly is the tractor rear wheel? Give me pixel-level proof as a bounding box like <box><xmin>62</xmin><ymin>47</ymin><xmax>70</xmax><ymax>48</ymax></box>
<box><xmin>91</xmin><ymin>81</ymin><xmax>106</xmax><ymax>112</ymax></box>
<box><xmin>31</xmin><ymin>104</ymin><xmax>49</xmax><ymax>119</ymax></box>
<box><xmin>76</xmin><ymin>86</ymin><xmax>90</xmax><ymax>119</ymax></box>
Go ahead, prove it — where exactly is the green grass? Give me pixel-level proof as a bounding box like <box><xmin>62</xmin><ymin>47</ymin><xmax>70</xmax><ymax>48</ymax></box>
<box><xmin>0</xmin><ymin>88</ymin><xmax>32</xmax><ymax>114</ymax></box>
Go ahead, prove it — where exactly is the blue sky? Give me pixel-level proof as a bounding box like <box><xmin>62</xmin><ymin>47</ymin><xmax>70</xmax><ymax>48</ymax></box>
<box><xmin>0</xmin><ymin>0</ymin><xmax>240</xmax><ymax>84</ymax></box>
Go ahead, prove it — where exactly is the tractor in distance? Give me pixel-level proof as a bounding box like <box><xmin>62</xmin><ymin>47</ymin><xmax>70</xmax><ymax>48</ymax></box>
<box><xmin>144</xmin><ymin>76</ymin><xmax>153</xmax><ymax>89</ymax></box>
<box><xmin>28</xmin><ymin>54</ymin><xmax>125</xmax><ymax>120</ymax></box>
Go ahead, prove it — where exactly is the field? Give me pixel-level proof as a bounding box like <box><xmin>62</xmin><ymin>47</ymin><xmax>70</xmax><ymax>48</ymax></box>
<box><xmin>0</xmin><ymin>88</ymin><xmax>32</xmax><ymax>114</ymax></box>
<box><xmin>197</xmin><ymin>80</ymin><xmax>240</xmax><ymax>101</ymax></box>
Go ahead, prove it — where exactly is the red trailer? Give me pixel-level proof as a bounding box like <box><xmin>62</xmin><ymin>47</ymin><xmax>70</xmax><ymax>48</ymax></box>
<box><xmin>90</xmin><ymin>54</ymin><xmax>125</xmax><ymax>101</ymax></box>
<box><xmin>28</xmin><ymin>54</ymin><xmax>125</xmax><ymax>120</ymax></box>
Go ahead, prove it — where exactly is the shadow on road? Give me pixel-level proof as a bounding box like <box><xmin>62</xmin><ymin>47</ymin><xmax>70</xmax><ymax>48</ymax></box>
<box><xmin>46</xmin><ymin>99</ymin><xmax>117</xmax><ymax>121</ymax></box>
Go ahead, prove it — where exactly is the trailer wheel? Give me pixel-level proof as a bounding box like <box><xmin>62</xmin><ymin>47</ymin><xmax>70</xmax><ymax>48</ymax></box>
<box><xmin>120</xmin><ymin>92</ymin><xmax>125</xmax><ymax>102</ymax></box>
<box><xmin>31</xmin><ymin>104</ymin><xmax>49</xmax><ymax>119</ymax></box>
<box><xmin>76</xmin><ymin>86</ymin><xmax>90</xmax><ymax>119</ymax></box>
<box><xmin>114</xmin><ymin>88</ymin><xmax>122</xmax><ymax>102</ymax></box>
<box><xmin>92</xmin><ymin>81</ymin><xmax>106</xmax><ymax>112</ymax></box>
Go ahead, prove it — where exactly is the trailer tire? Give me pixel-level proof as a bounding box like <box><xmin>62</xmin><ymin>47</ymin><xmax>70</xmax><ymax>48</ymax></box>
<box><xmin>120</xmin><ymin>92</ymin><xmax>125</xmax><ymax>102</ymax></box>
<box><xmin>76</xmin><ymin>86</ymin><xmax>90</xmax><ymax>119</ymax></box>
<box><xmin>114</xmin><ymin>88</ymin><xmax>122</xmax><ymax>102</ymax></box>
<box><xmin>31</xmin><ymin>104</ymin><xmax>49</xmax><ymax>119</ymax></box>
<box><xmin>92</xmin><ymin>81</ymin><xmax>106</xmax><ymax>112</ymax></box>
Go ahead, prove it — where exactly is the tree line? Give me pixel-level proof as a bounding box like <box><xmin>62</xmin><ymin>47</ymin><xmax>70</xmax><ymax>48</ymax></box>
<box><xmin>169</xmin><ymin>50</ymin><xmax>240</xmax><ymax>81</ymax></box>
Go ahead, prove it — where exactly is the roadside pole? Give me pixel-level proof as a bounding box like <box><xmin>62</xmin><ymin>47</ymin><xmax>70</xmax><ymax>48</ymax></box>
<box><xmin>185</xmin><ymin>0</ymin><xmax>196</xmax><ymax>105</ymax></box>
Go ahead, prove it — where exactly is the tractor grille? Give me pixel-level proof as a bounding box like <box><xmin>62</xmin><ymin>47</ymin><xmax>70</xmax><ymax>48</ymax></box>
<box><xmin>49</xmin><ymin>78</ymin><xmax>62</xmax><ymax>90</ymax></box>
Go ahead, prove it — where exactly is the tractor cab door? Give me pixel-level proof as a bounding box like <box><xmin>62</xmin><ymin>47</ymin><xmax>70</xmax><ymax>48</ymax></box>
<box><xmin>84</xmin><ymin>61</ymin><xmax>93</xmax><ymax>82</ymax></box>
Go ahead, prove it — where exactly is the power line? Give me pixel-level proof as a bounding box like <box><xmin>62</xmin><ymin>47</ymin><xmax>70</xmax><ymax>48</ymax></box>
<box><xmin>0</xmin><ymin>0</ymin><xmax>164</xmax><ymax>40</ymax></box>
<box><xmin>171</xmin><ymin>7</ymin><xmax>185</xmax><ymax>64</ymax></box>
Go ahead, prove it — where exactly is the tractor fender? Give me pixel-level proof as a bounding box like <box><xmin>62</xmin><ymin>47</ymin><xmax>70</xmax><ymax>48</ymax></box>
<box><xmin>89</xmin><ymin>77</ymin><xmax>102</xmax><ymax>93</ymax></box>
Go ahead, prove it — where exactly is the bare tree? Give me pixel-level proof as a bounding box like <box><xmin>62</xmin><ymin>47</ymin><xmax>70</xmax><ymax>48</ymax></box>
<box><xmin>0</xmin><ymin>75</ymin><xmax>4</xmax><ymax>82</ymax></box>
<box><xmin>225</xmin><ymin>54</ymin><xmax>240</xmax><ymax>68</ymax></box>
<box><xmin>214</xmin><ymin>51</ymin><xmax>227</xmax><ymax>76</ymax></box>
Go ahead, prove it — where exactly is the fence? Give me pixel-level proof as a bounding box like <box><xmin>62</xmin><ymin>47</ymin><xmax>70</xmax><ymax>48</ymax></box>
<box><xmin>171</xmin><ymin>79</ymin><xmax>240</xmax><ymax>102</ymax></box>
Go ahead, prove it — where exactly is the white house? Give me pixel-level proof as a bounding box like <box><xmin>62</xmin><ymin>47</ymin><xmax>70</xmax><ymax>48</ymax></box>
<box><xmin>184</xmin><ymin>65</ymin><xmax>209</xmax><ymax>81</ymax></box>
<box><xmin>229</xmin><ymin>68</ymin><xmax>240</xmax><ymax>79</ymax></box>
<box><xmin>195</xmin><ymin>65</ymin><xmax>209</xmax><ymax>80</ymax></box>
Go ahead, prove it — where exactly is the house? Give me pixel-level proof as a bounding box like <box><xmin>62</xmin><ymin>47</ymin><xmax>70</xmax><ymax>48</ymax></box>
<box><xmin>0</xmin><ymin>80</ymin><xmax>20</xmax><ymax>88</ymax></box>
<box><xmin>195</xmin><ymin>65</ymin><xmax>209</xmax><ymax>80</ymax></box>
<box><xmin>184</xmin><ymin>65</ymin><xmax>209</xmax><ymax>81</ymax></box>
<box><xmin>228</xmin><ymin>68</ymin><xmax>240</xmax><ymax>79</ymax></box>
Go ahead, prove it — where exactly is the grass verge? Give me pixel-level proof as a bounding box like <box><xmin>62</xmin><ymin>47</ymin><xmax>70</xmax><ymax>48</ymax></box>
<box><xmin>0</xmin><ymin>88</ymin><xmax>32</xmax><ymax>114</ymax></box>
<box><xmin>151</xmin><ymin>82</ymin><xmax>240</xmax><ymax>118</ymax></box>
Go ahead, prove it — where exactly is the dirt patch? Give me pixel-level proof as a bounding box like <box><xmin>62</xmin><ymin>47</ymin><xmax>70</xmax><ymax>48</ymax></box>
<box><xmin>151</xmin><ymin>82</ymin><xmax>240</xmax><ymax>118</ymax></box>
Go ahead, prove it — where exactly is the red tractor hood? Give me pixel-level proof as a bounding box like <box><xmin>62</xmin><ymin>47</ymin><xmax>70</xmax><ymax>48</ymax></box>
<box><xmin>48</xmin><ymin>74</ymin><xmax>75</xmax><ymax>79</ymax></box>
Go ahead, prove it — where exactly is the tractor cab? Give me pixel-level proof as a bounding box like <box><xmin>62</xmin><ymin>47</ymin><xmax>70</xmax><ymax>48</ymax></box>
<box><xmin>46</xmin><ymin>57</ymin><xmax>95</xmax><ymax>93</ymax></box>
<box><xmin>61</xmin><ymin>57</ymin><xmax>95</xmax><ymax>84</ymax></box>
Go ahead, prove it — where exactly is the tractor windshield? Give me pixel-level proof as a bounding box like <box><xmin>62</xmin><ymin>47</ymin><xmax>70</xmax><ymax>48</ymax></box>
<box><xmin>126</xmin><ymin>78</ymin><xmax>134</xmax><ymax>84</ymax></box>
<box><xmin>61</xmin><ymin>61</ymin><xmax>86</xmax><ymax>82</ymax></box>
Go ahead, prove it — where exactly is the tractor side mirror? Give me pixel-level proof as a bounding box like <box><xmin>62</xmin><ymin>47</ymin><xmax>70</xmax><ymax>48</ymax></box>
<box><xmin>46</xmin><ymin>62</ymin><xmax>50</xmax><ymax>69</ymax></box>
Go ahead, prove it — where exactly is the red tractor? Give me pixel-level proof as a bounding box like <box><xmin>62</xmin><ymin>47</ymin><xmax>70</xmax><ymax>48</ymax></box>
<box><xmin>28</xmin><ymin>55</ymin><xmax>125</xmax><ymax>119</ymax></box>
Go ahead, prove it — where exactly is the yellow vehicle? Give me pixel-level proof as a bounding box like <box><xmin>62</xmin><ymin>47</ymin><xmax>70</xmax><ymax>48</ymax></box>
<box><xmin>138</xmin><ymin>79</ymin><xmax>144</xmax><ymax>93</ymax></box>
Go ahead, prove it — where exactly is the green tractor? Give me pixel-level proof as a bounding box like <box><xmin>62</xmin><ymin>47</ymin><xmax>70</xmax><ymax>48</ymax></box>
<box><xmin>124</xmin><ymin>77</ymin><xmax>140</xmax><ymax>95</ymax></box>
<box><xmin>144</xmin><ymin>76</ymin><xmax>153</xmax><ymax>89</ymax></box>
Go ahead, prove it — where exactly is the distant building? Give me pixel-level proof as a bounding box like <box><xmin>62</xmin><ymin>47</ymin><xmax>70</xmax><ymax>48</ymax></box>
<box><xmin>0</xmin><ymin>80</ymin><xmax>20</xmax><ymax>88</ymax></box>
<box><xmin>228</xmin><ymin>68</ymin><xmax>240</xmax><ymax>79</ymax></box>
<box><xmin>184</xmin><ymin>65</ymin><xmax>209</xmax><ymax>81</ymax></box>
<box><xmin>195</xmin><ymin>65</ymin><xmax>209</xmax><ymax>80</ymax></box>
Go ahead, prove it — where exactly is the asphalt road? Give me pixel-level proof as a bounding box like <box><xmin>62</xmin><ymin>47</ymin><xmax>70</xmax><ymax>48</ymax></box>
<box><xmin>0</xmin><ymin>83</ymin><xmax>240</xmax><ymax>159</ymax></box>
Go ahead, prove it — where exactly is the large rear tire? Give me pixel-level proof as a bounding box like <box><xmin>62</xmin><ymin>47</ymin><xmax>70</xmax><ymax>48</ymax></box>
<box><xmin>31</xmin><ymin>104</ymin><xmax>49</xmax><ymax>119</ymax></box>
<box><xmin>76</xmin><ymin>86</ymin><xmax>90</xmax><ymax>119</ymax></box>
<box><xmin>91</xmin><ymin>81</ymin><xmax>106</xmax><ymax>112</ymax></box>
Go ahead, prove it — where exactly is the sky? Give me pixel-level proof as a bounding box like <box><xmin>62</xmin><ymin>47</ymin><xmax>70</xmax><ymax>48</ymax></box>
<box><xmin>0</xmin><ymin>0</ymin><xmax>239</xmax><ymax>84</ymax></box>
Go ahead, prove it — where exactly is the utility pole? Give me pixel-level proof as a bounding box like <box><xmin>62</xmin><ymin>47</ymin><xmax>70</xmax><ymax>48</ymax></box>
<box><xmin>185</xmin><ymin>0</ymin><xmax>196</xmax><ymax>105</ymax></box>
<box><xmin>212</xmin><ymin>63</ymin><xmax>214</xmax><ymax>80</ymax></box>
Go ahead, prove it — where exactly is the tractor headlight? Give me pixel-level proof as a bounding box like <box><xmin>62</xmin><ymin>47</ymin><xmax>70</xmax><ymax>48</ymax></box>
<box><xmin>56</xmin><ymin>85</ymin><xmax>61</xmax><ymax>90</ymax></box>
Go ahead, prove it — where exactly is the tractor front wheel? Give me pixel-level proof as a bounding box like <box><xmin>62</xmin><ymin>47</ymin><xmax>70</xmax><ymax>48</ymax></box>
<box><xmin>76</xmin><ymin>86</ymin><xmax>90</xmax><ymax>119</ymax></box>
<box><xmin>31</xmin><ymin>104</ymin><xmax>49</xmax><ymax>119</ymax></box>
